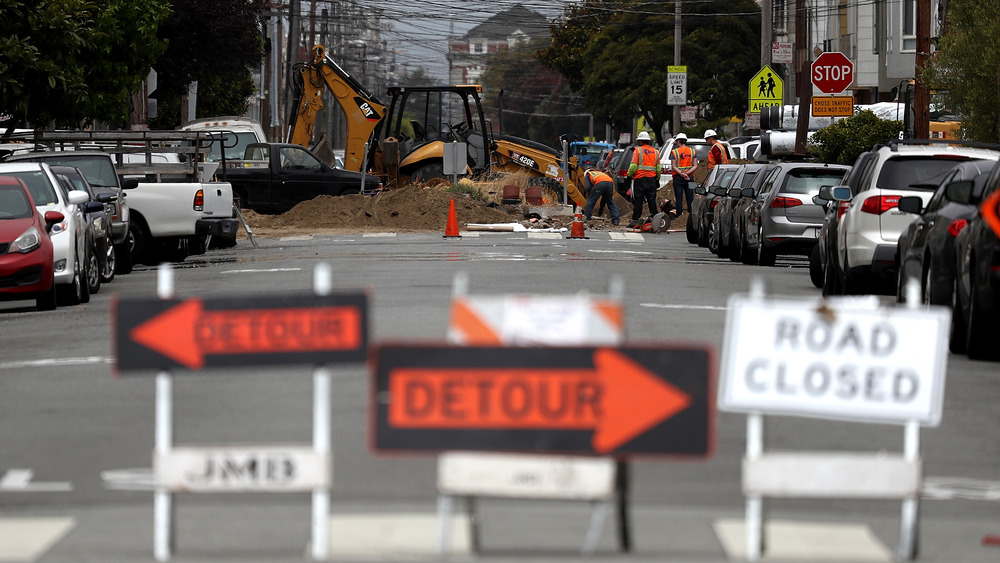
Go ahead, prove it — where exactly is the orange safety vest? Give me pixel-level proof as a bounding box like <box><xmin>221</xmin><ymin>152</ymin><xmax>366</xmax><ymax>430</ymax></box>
<box><xmin>585</xmin><ymin>169</ymin><xmax>613</xmax><ymax>185</ymax></box>
<box><xmin>671</xmin><ymin>145</ymin><xmax>696</xmax><ymax>174</ymax></box>
<box><xmin>707</xmin><ymin>142</ymin><xmax>729</xmax><ymax>169</ymax></box>
<box><xmin>630</xmin><ymin>145</ymin><xmax>659</xmax><ymax>179</ymax></box>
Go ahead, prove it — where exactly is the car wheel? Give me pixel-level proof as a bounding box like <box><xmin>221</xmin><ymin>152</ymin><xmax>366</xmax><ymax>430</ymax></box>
<box><xmin>410</xmin><ymin>162</ymin><xmax>445</xmax><ymax>184</ymax></box>
<box><xmin>823</xmin><ymin>250</ymin><xmax>843</xmax><ymax>296</ymax></box>
<box><xmin>707</xmin><ymin>220</ymin><xmax>719</xmax><ymax>254</ymax></box>
<box><xmin>102</xmin><ymin>242</ymin><xmax>116</xmax><ymax>283</ymax></box>
<box><xmin>697</xmin><ymin>215</ymin><xmax>710</xmax><ymax>248</ymax></box>
<box><xmin>57</xmin><ymin>257</ymin><xmax>84</xmax><ymax>306</ymax></box>
<box><xmin>114</xmin><ymin>236</ymin><xmax>133</xmax><ymax>275</ymax></box>
<box><xmin>729</xmin><ymin>226</ymin><xmax>743</xmax><ymax>262</ymax></box>
<box><xmin>949</xmin><ymin>278</ymin><xmax>968</xmax><ymax>354</ymax></box>
<box><xmin>128</xmin><ymin>220</ymin><xmax>149</xmax><ymax>266</ymax></box>
<box><xmin>741</xmin><ymin>225</ymin><xmax>758</xmax><ymax>265</ymax></box>
<box><xmin>965</xmin><ymin>265</ymin><xmax>998</xmax><ymax>360</ymax></box>
<box><xmin>36</xmin><ymin>282</ymin><xmax>57</xmax><ymax>311</ymax></box>
<box><xmin>923</xmin><ymin>255</ymin><xmax>950</xmax><ymax>306</ymax></box>
<box><xmin>685</xmin><ymin>213</ymin><xmax>697</xmax><ymax>244</ymax></box>
<box><xmin>86</xmin><ymin>243</ymin><xmax>101</xmax><ymax>295</ymax></box>
<box><xmin>757</xmin><ymin>225</ymin><xmax>776</xmax><ymax>267</ymax></box>
<box><xmin>809</xmin><ymin>245</ymin><xmax>824</xmax><ymax>288</ymax></box>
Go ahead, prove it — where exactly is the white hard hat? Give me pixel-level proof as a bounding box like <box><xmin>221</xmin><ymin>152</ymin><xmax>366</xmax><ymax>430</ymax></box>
<box><xmin>704</xmin><ymin>129</ymin><xmax>718</xmax><ymax>138</ymax></box>
<box><xmin>675</xmin><ymin>133</ymin><xmax>687</xmax><ymax>141</ymax></box>
<box><xmin>636</xmin><ymin>131</ymin><xmax>652</xmax><ymax>141</ymax></box>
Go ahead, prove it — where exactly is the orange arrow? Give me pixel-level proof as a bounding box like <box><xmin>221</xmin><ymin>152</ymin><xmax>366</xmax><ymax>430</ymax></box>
<box><xmin>130</xmin><ymin>299</ymin><xmax>362</xmax><ymax>369</ymax></box>
<box><xmin>982</xmin><ymin>189</ymin><xmax>1000</xmax><ymax>240</ymax></box>
<box><xmin>387</xmin><ymin>348</ymin><xmax>690</xmax><ymax>454</ymax></box>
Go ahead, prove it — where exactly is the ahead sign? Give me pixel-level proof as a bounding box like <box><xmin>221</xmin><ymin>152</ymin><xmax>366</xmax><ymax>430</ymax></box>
<box><xmin>719</xmin><ymin>295</ymin><xmax>950</xmax><ymax>426</ymax></box>
<box><xmin>811</xmin><ymin>52</ymin><xmax>854</xmax><ymax>94</ymax></box>
<box><xmin>371</xmin><ymin>345</ymin><xmax>713</xmax><ymax>457</ymax></box>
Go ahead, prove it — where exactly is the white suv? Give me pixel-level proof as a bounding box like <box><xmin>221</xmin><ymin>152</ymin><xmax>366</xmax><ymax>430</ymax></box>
<box><xmin>657</xmin><ymin>136</ymin><xmax>733</xmax><ymax>189</ymax></box>
<box><xmin>836</xmin><ymin>140</ymin><xmax>1000</xmax><ymax>294</ymax></box>
<box><xmin>0</xmin><ymin>162</ymin><xmax>90</xmax><ymax>304</ymax></box>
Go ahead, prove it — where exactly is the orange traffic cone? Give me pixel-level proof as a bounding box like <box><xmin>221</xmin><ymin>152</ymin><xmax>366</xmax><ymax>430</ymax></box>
<box><xmin>443</xmin><ymin>198</ymin><xmax>461</xmax><ymax>238</ymax></box>
<box><xmin>568</xmin><ymin>213</ymin><xmax>588</xmax><ymax>239</ymax></box>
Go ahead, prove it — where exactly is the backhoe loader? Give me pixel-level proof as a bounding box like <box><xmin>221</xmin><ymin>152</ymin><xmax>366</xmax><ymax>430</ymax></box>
<box><xmin>287</xmin><ymin>44</ymin><xmax>586</xmax><ymax>206</ymax></box>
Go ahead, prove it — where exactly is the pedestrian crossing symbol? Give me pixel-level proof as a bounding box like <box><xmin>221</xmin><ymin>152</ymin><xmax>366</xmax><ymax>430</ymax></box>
<box><xmin>749</xmin><ymin>65</ymin><xmax>783</xmax><ymax>113</ymax></box>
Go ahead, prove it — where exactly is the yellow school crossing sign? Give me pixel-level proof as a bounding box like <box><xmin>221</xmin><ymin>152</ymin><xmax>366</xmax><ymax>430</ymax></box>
<box><xmin>749</xmin><ymin>65</ymin><xmax>783</xmax><ymax>113</ymax></box>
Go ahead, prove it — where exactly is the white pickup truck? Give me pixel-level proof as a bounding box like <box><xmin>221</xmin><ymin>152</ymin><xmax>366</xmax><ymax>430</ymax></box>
<box><xmin>24</xmin><ymin>131</ymin><xmax>240</xmax><ymax>266</ymax></box>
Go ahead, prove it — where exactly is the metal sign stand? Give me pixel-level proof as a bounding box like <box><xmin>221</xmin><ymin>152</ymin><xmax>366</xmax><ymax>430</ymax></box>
<box><xmin>436</xmin><ymin>272</ymin><xmax>630</xmax><ymax>557</ymax></box>
<box><xmin>151</xmin><ymin>263</ymin><xmax>334</xmax><ymax>561</ymax></box>
<box><xmin>741</xmin><ymin>278</ymin><xmax>922</xmax><ymax>561</ymax></box>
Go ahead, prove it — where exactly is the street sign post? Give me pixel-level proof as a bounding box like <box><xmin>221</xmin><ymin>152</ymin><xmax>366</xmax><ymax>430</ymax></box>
<box><xmin>748</xmin><ymin>65</ymin><xmax>783</xmax><ymax>114</ymax></box>
<box><xmin>667</xmin><ymin>66</ymin><xmax>687</xmax><ymax>106</ymax></box>
<box><xmin>371</xmin><ymin>345</ymin><xmax>713</xmax><ymax>457</ymax></box>
<box><xmin>114</xmin><ymin>292</ymin><xmax>369</xmax><ymax>372</ymax></box>
<box><xmin>811</xmin><ymin>52</ymin><xmax>854</xmax><ymax>94</ymax></box>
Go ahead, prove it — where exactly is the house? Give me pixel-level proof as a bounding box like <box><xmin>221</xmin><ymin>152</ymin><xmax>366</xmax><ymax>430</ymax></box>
<box><xmin>446</xmin><ymin>4</ymin><xmax>550</xmax><ymax>87</ymax></box>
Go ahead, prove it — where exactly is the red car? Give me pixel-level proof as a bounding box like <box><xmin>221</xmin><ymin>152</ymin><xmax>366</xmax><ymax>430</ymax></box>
<box><xmin>0</xmin><ymin>175</ymin><xmax>64</xmax><ymax>311</ymax></box>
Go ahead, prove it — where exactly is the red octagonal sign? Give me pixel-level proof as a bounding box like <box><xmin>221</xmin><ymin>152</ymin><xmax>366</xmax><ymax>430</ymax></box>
<box><xmin>811</xmin><ymin>52</ymin><xmax>854</xmax><ymax>94</ymax></box>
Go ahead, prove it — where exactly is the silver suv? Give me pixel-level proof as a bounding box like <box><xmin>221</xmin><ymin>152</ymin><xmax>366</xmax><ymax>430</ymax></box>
<box><xmin>836</xmin><ymin>140</ymin><xmax>1000</xmax><ymax>294</ymax></box>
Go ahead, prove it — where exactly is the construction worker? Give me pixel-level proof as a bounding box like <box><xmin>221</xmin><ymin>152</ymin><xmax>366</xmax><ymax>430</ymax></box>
<box><xmin>704</xmin><ymin>129</ymin><xmax>729</xmax><ymax>170</ymax></box>
<box><xmin>627</xmin><ymin>131</ymin><xmax>661</xmax><ymax>223</ymax></box>
<box><xmin>582</xmin><ymin>168</ymin><xmax>620</xmax><ymax>226</ymax></box>
<box><xmin>669</xmin><ymin>133</ymin><xmax>698</xmax><ymax>215</ymax></box>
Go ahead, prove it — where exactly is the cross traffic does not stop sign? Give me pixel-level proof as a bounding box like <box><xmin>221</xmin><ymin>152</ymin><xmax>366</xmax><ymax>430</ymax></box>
<box><xmin>811</xmin><ymin>52</ymin><xmax>854</xmax><ymax>94</ymax></box>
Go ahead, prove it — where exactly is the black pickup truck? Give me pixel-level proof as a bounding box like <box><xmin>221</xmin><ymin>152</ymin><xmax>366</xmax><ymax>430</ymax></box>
<box><xmin>221</xmin><ymin>143</ymin><xmax>382</xmax><ymax>213</ymax></box>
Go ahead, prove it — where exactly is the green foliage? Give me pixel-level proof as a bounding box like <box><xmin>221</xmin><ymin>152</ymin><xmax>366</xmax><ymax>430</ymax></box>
<box><xmin>445</xmin><ymin>183</ymin><xmax>488</xmax><ymax>202</ymax></box>
<box><xmin>0</xmin><ymin>0</ymin><xmax>170</xmax><ymax>130</ymax></box>
<box><xmin>538</xmin><ymin>0</ymin><xmax>761</xmax><ymax>143</ymax></box>
<box><xmin>150</xmin><ymin>0</ymin><xmax>266</xmax><ymax>129</ymax></box>
<box><xmin>809</xmin><ymin>110</ymin><xmax>902</xmax><ymax>165</ymax></box>
<box><xmin>921</xmin><ymin>0</ymin><xmax>1000</xmax><ymax>142</ymax></box>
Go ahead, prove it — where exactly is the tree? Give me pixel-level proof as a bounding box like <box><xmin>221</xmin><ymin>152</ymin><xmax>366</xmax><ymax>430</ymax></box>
<box><xmin>921</xmin><ymin>0</ymin><xmax>1000</xmax><ymax>142</ymax></box>
<box><xmin>0</xmin><ymin>0</ymin><xmax>168</xmax><ymax>132</ymax></box>
<box><xmin>809</xmin><ymin>110</ymin><xmax>902</xmax><ymax>165</ymax></box>
<box><xmin>150</xmin><ymin>0</ymin><xmax>266</xmax><ymax>129</ymax></box>
<box><xmin>538</xmin><ymin>0</ymin><xmax>761</xmax><ymax>144</ymax></box>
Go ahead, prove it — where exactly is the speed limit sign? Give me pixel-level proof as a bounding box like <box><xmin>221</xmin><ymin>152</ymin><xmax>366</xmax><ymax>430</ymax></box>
<box><xmin>667</xmin><ymin>66</ymin><xmax>687</xmax><ymax>106</ymax></box>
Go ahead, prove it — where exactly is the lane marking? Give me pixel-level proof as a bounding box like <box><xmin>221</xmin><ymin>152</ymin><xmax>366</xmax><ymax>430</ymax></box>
<box><xmin>220</xmin><ymin>267</ymin><xmax>303</xmax><ymax>274</ymax></box>
<box><xmin>589</xmin><ymin>249</ymin><xmax>653</xmax><ymax>255</ymax></box>
<box><xmin>641</xmin><ymin>303</ymin><xmax>728</xmax><ymax>311</ymax></box>
<box><xmin>363</xmin><ymin>233</ymin><xmax>397</xmax><ymax>238</ymax></box>
<box><xmin>0</xmin><ymin>470</ymin><xmax>72</xmax><ymax>492</ymax></box>
<box><xmin>923</xmin><ymin>476</ymin><xmax>1000</xmax><ymax>501</ymax></box>
<box><xmin>609</xmin><ymin>232</ymin><xmax>644</xmax><ymax>241</ymax></box>
<box><xmin>0</xmin><ymin>517</ymin><xmax>75</xmax><ymax>561</ymax></box>
<box><xmin>0</xmin><ymin>357</ymin><xmax>110</xmax><ymax>370</ymax></box>
<box><xmin>101</xmin><ymin>468</ymin><xmax>154</xmax><ymax>491</ymax></box>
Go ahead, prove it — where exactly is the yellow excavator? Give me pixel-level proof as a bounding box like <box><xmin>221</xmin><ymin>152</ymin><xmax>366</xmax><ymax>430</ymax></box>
<box><xmin>287</xmin><ymin>44</ymin><xmax>586</xmax><ymax>206</ymax></box>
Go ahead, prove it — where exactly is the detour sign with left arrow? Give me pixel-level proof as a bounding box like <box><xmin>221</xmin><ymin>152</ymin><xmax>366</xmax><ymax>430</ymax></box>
<box><xmin>113</xmin><ymin>293</ymin><xmax>368</xmax><ymax>372</ymax></box>
<box><xmin>371</xmin><ymin>345</ymin><xmax>714</xmax><ymax>457</ymax></box>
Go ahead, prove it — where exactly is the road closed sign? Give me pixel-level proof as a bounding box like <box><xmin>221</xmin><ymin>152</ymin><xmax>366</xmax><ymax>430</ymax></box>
<box><xmin>719</xmin><ymin>295</ymin><xmax>950</xmax><ymax>426</ymax></box>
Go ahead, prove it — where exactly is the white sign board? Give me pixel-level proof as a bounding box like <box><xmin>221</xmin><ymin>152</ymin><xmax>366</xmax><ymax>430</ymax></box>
<box><xmin>442</xmin><ymin>142</ymin><xmax>467</xmax><ymax>176</ymax></box>
<box><xmin>771</xmin><ymin>42</ymin><xmax>793</xmax><ymax>64</ymax></box>
<box><xmin>667</xmin><ymin>66</ymin><xmax>687</xmax><ymax>106</ymax></box>
<box><xmin>154</xmin><ymin>445</ymin><xmax>331</xmax><ymax>492</ymax></box>
<box><xmin>438</xmin><ymin>452</ymin><xmax>615</xmax><ymax>500</ymax></box>
<box><xmin>719</xmin><ymin>295</ymin><xmax>950</xmax><ymax>426</ymax></box>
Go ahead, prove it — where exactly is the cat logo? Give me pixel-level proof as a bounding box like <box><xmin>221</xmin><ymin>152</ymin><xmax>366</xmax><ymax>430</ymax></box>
<box><xmin>355</xmin><ymin>97</ymin><xmax>379</xmax><ymax>121</ymax></box>
<box><xmin>509</xmin><ymin>150</ymin><xmax>538</xmax><ymax>170</ymax></box>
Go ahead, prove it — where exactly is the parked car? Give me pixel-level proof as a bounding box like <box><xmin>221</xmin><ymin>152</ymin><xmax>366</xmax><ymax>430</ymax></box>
<box><xmin>0</xmin><ymin>162</ymin><xmax>90</xmax><ymax>305</ymax></box>
<box><xmin>51</xmin><ymin>165</ymin><xmax>117</xmax><ymax>293</ymax></box>
<box><xmin>711</xmin><ymin>163</ymin><xmax>766</xmax><ymax>258</ymax></box>
<box><xmin>813</xmin><ymin>151</ymin><xmax>878</xmax><ymax>295</ymax></box>
<box><xmin>952</xmin><ymin>161</ymin><xmax>1000</xmax><ymax>359</ymax></box>
<box><xmin>729</xmin><ymin>137</ymin><xmax>762</xmax><ymax>162</ymax></box>
<box><xmin>729</xmin><ymin>164</ymin><xmax>775</xmax><ymax>263</ymax></box>
<box><xmin>895</xmin><ymin>160</ymin><xmax>994</xmax><ymax>305</ymax></box>
<box><xmin>5</xmin><ymin>151</ymin><xmax>133</xmax><ymax>274</ymax></box>
<box><xmin>741</xmin><ymin>162</ymin><xmax>850</xmax><ymax>266</ymax></box>
<box><xmin>836</xmin><ymin>140</ymin><xmax>999</xmax><ymax>294</ymax></box>
<box><xmin>0</xmin><ymin>175</ymin><xmax>63</xmax><ymax>311</ymax></box>
<box><xmin>609</xmin><ymin>145</ymin><xmax>638</xmax><ymax>196</ymax></box>
<box><xmin>690</xmin><ymin>164</ymin><xmax>741</xmax><ymax>247</ymax></box>
<box><xmin>570</xmin><ymin>141</ymin><xmax>616</xmax><ymax>169</ymax></box>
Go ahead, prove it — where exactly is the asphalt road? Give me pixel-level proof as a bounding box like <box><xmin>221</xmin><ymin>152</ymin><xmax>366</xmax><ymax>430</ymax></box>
<box><xmin>1</xmin><ymin>229</ymin><xmax>999</xmax><ymax>562</ymax></box>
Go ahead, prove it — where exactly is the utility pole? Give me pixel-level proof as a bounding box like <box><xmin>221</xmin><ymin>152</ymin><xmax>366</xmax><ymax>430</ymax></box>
<box><xmin>673</xmin><ymin>0</ymin><xmax>682</xmax><ymax>136</ymax></box>
<box><xmin>793</xmin><ymin>0</ymin><xmax>810</xmax><ymax>155</ymax></box>
<box><xmin>914</xmin><ymin>0</ymin><xmax>931</xmax><ymax>139</ymax></box>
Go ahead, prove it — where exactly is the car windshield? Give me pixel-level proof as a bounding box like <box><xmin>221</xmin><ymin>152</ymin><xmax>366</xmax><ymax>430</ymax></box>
<box><xmin>26</xmin><ymin>155</ymin><xmax>119</xmax><ymax>189</ymax></box>
<box><xmin>202</xmin><ymin>132</ymin><xmax>260</xmax><ymax>162</ymax></box>
<box><xmin>2</xmin><ymin>170</ymin><xmax>58</xmax><ymax>205</ymax></box>
<box><xmin>877</xmin><ymin>156</ymin><xmax>979</xmax><ymax>191</ymax></box>
<box><xmin>781</xmin><ymin>169</ymin><xmax>848</xmax><ymax>194</ymax></box>
<box><xmin>0</xmin><ymin>183</ymin><xmax>34</xmax><ymax>219</ymax></box>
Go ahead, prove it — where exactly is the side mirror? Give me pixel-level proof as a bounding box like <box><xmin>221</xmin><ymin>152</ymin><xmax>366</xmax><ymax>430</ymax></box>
<box><xmin>121</xmin><ymin>178</ymin><xmax>140</xmax><ymax>190</ymax></box>
<box><xmin>741</xmin><ymin>187</ymin><xmax>755</xmax><ymax>198</ymax></box>
<box><xmin>832</xmin><ymin>186</ymin><xmax>852</xmax><ymax>201</ymax></box>
<box><xmin>85</xmin><ymin>201</ymin><xmax>104</xmax><ymax>213</ymax></box>
<box><xmin>713</xmin><ymin>186</ymin><xmax>728</xmax><ymax>196</ymax></box>
<box><xmin>96</xmin><ymin>193</ymin><xmax>117</xmax><ymax>203</ymax></box>
<box><xmin>728</xmin><ymin>187</ymin><xmax>742</xmax><ymax>198</ymax></box>
<box><xmin>897</xmin><ymin>196</ymin><xmax>923</xmax><ymax>214</ymax></box>
<box><xmin>944</xmin><ymin>180</ymin><xmax>974</xmax><ymax>204</ymax></box>
<box><xmin>43</xmin><ymin>210</ymin><xmax>65</xmax><ymax>232</ymax></box>
<box><xmin>812</xmin><ymin>195</ymin><xmax>826</xmax><ymax>206</ymax></box>
<box><xmin>66</xmin><ymin>191</ymin><xmax>89</xmax><ymax>205</ymax></box>
<box><xmin>694</xmin><ymin>186</ymin><xmax>707</xmax><ymax>196</ymax></box>
<box><xmin>817</xmin><ymin>185</ymin><xmax>835</xmax><ymax>201</ymax></box>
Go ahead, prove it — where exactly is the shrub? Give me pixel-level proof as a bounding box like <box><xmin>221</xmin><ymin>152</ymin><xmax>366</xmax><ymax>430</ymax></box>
<box><xmin>809</xmin><ymin>110</ymin><xmax>903</xmax><ymax>165</ymax></box>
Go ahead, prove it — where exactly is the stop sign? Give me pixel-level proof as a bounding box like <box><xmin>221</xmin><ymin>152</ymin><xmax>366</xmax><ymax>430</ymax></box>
<box><xmin>811</xmin><ymin>52</ymin><xmax>854</xmax><ymax>94</ymax></box>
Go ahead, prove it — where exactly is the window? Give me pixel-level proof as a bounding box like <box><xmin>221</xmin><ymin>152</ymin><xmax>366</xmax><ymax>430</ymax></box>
<box><xmin>902</xmin><ymin>0</ymin><xmax>916</xmax><ymax>52</ymax></box>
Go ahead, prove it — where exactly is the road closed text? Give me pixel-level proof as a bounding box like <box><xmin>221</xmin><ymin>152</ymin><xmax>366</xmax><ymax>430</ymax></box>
<box><xmin>719</xmin><ymin>296</ymin><xmax>949</xmax><ymax>425</ymax></box>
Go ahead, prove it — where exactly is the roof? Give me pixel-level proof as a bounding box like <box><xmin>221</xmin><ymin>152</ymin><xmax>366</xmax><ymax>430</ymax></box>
<box><xmin>465</xmin><ymin>4</ymin><xmax>550</xmax><ymax>41</ymax></box>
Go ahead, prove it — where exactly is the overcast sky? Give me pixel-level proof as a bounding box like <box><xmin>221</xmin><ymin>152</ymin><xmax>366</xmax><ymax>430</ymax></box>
<box><xmin>378</xmin><ymin>0</ymin><xmax>574</xmax><ymax>79</ymax></box>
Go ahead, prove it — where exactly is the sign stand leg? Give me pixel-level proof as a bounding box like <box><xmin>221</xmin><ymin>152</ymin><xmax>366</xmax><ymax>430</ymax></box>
<box><xmin>465</xmin><ymin>496</ymin><xmax>480</xmax><ymax>553</ymax></box>
<box><xmin>745</xmin><ymin>413</ymin><xmax>764</xmax><ymax>561</ymax></box>
<box><xmin>153</xmin><ymin>371</ymin><xmax>174</xmax><ymax>562</ymax></box>
<box><xmin>311</xmin><ymin>367</ymin><xmax>331</xmax><ymax>561</ymax></box>
<box><xmin>582</xmin><ymin>500</ymin><xmax>611</xmax><ymax>556</ymax></box>
<box><xmin>899</xmin><ymin>420</ymin><xmax>920</xmax><ymax>560</ymax></box>
<box><xmin>615</xmin><ymin>461</ymin><xmax>631</xmax><ymax>552</ymax></box>
<box><xmin>436</xmin><ymin>494</ymin><xmax>454</xmax><ymax>557</ymax></box>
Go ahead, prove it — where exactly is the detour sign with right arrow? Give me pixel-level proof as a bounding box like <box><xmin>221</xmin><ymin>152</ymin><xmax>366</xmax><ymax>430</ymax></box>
<box><xmin>371</xmin><ymin>345</ymin><xmax>714</xmax><ymax>457</ymax></box>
